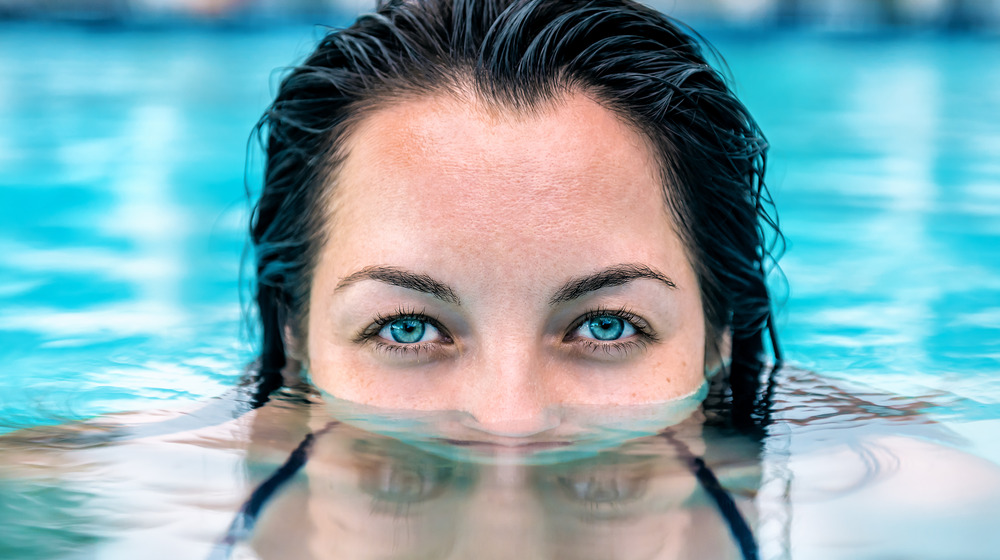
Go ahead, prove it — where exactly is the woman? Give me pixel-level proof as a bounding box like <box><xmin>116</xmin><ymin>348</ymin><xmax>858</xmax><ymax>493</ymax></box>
<box><xmin>230</xmin><ymin>1</ymin><xmax>780</xmax><ymax>557</ymax></box>
<box><xmin>249</xmin><ymin>0</ymin><xmax>781</xmax><ymax>430</ymax></box>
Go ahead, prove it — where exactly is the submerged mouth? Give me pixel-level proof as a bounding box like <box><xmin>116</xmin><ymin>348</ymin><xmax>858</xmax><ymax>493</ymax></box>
<box><xmin>434</xmin><ymin>437</ymin><xmax>573</xmax><ymax>450</ymax></box>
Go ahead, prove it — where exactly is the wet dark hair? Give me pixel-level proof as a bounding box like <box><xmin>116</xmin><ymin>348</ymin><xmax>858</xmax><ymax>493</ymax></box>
<box><xmin>249</xmin><ymin>0</ymin><xmax>782</xmax><ymax>426</ymax></box>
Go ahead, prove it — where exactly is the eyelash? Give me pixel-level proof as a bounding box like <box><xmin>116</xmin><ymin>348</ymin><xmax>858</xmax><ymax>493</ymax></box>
<box><xmin>567</xmin><ymin>306</ymin><xmax>658</xmax><ymax>358</ymax></box>
<box><xmin>355</xmin><ymin>306</ymin><xmax>656</xmax><ymax>358</ymax></box>
<box><xmin>353</xmin><ymin>305</ymin><xmax>451</xmax><ymax>357</ymax></box>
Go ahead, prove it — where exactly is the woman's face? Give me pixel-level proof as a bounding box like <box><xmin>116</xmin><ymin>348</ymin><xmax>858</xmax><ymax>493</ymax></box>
<box><xmin>305</xmin><ymin>93</ymin><xmax>711</xmax><ymax>435</ymax></box>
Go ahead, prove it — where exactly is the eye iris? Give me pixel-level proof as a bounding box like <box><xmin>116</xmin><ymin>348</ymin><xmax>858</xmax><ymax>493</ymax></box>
<box><xmin>588</xmin><ymin>316</ymin><xmax>624</xmax><ymax>341</ymax></box>
<box><xmin>389</xmin><ymin>319</ymin><xmax>425</xmax><ymax>343</ymax></box>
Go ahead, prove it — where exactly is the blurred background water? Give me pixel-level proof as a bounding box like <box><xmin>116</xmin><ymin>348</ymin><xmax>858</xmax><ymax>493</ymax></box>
<box><xmin>3</xmin><ymin>0</ymin><xmax>1000</xmax><ymax>30</ymax></box>
<box><xmin>0</xmin><ymin>1</ymin><xmax>998</xmax><ymax>465</ymax></box>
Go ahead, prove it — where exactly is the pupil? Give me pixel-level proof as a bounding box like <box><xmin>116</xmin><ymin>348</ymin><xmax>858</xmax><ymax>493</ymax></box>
<box><xmin>390</xmin><ymin>319</ymin><xmax>425</xmax><ymax>343</ymax></box>
<box><xmin>589</xmin><ymin>316</ymin><xmax>624</xmax><ymax>341</ymax></box>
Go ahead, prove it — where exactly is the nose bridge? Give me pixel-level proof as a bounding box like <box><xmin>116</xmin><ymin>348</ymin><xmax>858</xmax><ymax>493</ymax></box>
<box><xmin>461</xmin><ymin>338</ymin><xmax>554</xmax><ymax>435</ymax></box>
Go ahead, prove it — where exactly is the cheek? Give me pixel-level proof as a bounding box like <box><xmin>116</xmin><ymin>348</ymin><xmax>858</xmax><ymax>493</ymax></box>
<box><xmin>607</xmin><ymin>318</ymin><xmax>707</xmax><ymax>405</ymax></box>
<box><xmin>307</xmin><ymin>334</ymin><xmax>430</xmax><ymax>405</ymax></box>
<box><xmin>587</xmin><ymin>281</ymin><xmax>706</xmax><ymax>405</ymax></box>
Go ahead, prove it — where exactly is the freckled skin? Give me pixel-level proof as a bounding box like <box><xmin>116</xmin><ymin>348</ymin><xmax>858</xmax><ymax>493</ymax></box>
<box><xmin>305</xmin><ymin>93</ymin><xmax>712</xmax><ymax>434</ymax></box>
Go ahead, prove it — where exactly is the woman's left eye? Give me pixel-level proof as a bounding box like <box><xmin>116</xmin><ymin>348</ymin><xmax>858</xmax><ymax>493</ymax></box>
<box><xmin>378</xmin><ymin>317</ymin><xmax>442</xmax><ymax>344</ymax></box>
<box><xmin>573</xmin><ymin>314</ymin><xmax>637</xmax><ymax>341</ymax></box>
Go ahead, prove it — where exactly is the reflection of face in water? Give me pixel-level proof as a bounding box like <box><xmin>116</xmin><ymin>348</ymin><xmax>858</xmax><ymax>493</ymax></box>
<box><xmin>250</xmin><ymin>420</ymin><xmax>754</xmax><ymax>560</ymax></box>
<box><xmin>310</xmin><ymin>433</ymin><xmax>473</xmax><ymax>559</ymax></box>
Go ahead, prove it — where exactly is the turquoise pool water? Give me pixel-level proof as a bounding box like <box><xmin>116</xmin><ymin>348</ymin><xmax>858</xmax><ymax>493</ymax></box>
<box><xmin>1</xmin><ymin>23</ymin><xmax>1000</xmax><ymax>559</ymax></box>
<box><xmin>3</xmin><ymin>26</ymin><xmax>998</xmax><ymax>430</ymax></box>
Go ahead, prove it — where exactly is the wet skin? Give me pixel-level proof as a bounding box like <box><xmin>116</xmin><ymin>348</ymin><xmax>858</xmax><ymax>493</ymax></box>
<box><xmin>304</xmin><ymin>92</ymin><xmax>718</xmax><ymax>435</ymax></box>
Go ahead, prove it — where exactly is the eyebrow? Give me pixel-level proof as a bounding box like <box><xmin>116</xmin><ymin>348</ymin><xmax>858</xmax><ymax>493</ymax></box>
<box><xmin>335</xmin><ymin>266</ymin><xmax>461</xmax><ymax>304</ymax></box>
<box><xmin>335</xmin><ymin>263</ymin><xmax>675</xmax><ymax>307</ymax></box>
<box><xmin>548</xmin><ymin>263</ymin><xmax>676</xmax><ymax>305</ymax></box>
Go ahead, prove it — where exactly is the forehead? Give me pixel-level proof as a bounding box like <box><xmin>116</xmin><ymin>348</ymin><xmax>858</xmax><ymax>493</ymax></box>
<box><xmin>331</xmin><ymin>93</ymin><xmax>674</xmax><ymax>242</ymax></box>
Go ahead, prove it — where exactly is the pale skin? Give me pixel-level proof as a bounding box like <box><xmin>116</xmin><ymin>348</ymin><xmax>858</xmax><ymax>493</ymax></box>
<box><xmin>303</xmin><ymin>91</ymin><xmax>719</xmax><ymax>436</ymax></box>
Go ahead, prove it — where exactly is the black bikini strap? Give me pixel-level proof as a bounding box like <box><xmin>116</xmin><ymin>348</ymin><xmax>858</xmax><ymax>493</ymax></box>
<box><xmin>689</xmin><ymin>455</ymin><xmax>759</xmax><ymax>560</ymax></box>
<box><xmin>660</xmin><ymin>430</ymin><xmax>759</xmax><ymax>560</ymax></box>
<box><xmin>208</xmin><ymin>422</ymin><xmax>336</xmax><ymax>560</ymax></box>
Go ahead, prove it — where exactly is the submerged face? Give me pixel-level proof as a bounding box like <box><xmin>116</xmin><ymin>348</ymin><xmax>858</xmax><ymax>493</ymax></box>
<box><xmin>305</xmin><ymin>93</ymin><xmax>710</xmax><ymax>435</ymax></box>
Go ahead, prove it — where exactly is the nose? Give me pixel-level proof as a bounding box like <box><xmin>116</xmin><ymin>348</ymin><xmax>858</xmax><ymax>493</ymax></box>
<box><xmin>458</xmin><ymin>343</ymin><xmax>559</xmax><ymax>437</ymax></box>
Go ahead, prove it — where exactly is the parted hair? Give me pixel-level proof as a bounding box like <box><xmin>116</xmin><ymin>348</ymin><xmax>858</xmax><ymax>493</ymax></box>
<box><xmin>249</xmin><ymin>0</ymin><xmax>781</xmax><ymax>426</ymax></box>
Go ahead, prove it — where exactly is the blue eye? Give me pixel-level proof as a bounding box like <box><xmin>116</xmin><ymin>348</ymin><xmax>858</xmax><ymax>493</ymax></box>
<box><xmin>379</xmin><ymin>318</ymin><xmax>441</xmax><ymax>344</ymax></box>
<box><xmin>578</xmin><ymin>314</ymin><xmax>637</xmax><ymax>341</ymax></box>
